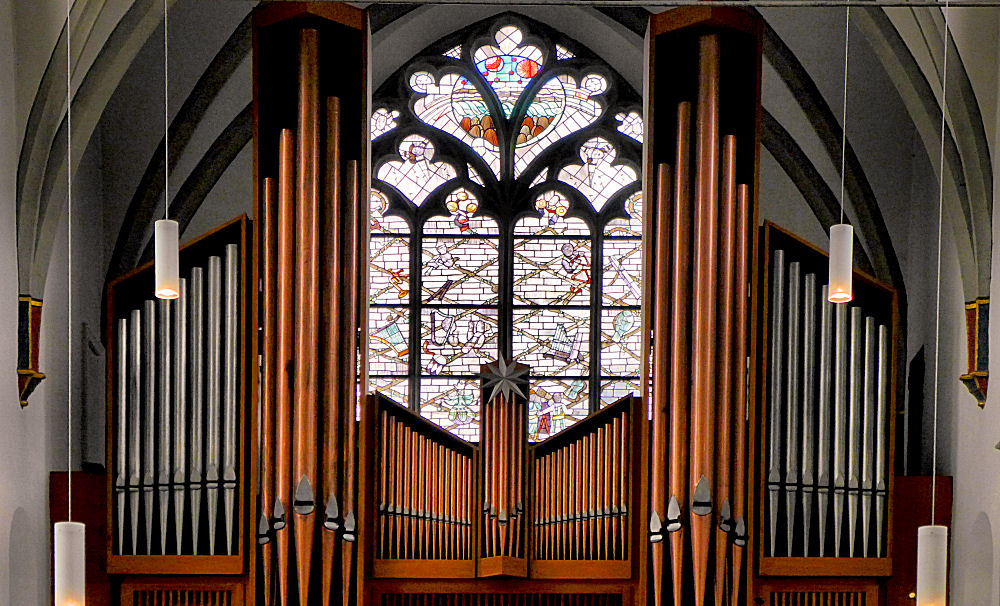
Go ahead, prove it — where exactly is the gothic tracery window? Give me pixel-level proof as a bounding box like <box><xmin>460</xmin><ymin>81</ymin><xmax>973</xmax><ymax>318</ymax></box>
<box><xmin>368</xmin><ymin>15</ymin><xmax>642</xmax><ymax>442</ymax></box>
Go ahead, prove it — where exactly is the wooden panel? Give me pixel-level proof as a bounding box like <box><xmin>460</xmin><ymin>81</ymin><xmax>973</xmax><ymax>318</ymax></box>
<box><xmin>758</xmin><ymin>578</ymin><xmax>878</xmax><ymax>606</ymax></box>
<box><xmin>377</xmin><ymin>593</ymin><xmax>624</xmax><ymax>606</ymax></box>
<box><xmin>885</xmin><ymin>476</ymin><xmax>953</xmax><ymax>605</ymax></box>
<box><xmin>121</xmin><ymin>577</ymin><xmax>244</xmax><ymax>606</ymax></box>
<box><xmin>49</xmin><ymin>471</ymin><xmax>112</xmax><ymax>606</ymax></box>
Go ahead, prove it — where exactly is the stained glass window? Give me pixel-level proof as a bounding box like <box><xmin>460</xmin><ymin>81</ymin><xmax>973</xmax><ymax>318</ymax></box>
<box><xmin>369</xmin><ymin>15</ymin><xmax>642</xmax><ymax>442</ymax></box>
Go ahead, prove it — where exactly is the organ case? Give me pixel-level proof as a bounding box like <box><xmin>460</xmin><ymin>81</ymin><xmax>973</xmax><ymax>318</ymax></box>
<box><xmin>104</xmin><ymin>216</ymin><xmax>254</xmax><ymax>599</ymax></box>
<box><xmin>754</xmin><ymin>222</ymin><xmax>897</xmax><ymax>588</ymax></box>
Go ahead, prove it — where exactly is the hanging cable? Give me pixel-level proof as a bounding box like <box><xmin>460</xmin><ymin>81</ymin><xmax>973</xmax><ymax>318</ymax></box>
<box><xmin>65</xmin><ymin>0</ymin><xmax>73</xmax><ymax>524</ymax></box>
<box><xmin>839</xmin><ymin>5</ymin><xmax>850</xmax><ymax>224</ymax></box>
<box><xmin>930</xmin><ymin>0</ymin><xmax>950</xmax><ymax>528</ymax></box>
<box><xmin>164</xmin><ymin>0</ymin><xmax>168</xmax><ymax>220</ymax></box>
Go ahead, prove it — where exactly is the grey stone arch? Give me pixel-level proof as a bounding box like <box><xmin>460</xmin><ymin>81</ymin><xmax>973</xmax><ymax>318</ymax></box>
<box><xmin>855</xmin><ymin>6</ymin><xmax>992</xmax><ymax>302</ymax></box>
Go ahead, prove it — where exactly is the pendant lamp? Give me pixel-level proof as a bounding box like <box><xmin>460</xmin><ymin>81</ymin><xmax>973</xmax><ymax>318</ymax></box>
<box><xmin>154</xmin><ymin>0</ymin><xmax>179</xmax><ymax>300</ymax></box>
<box><xmin>54</xmin><ymin>0</ymin><xmax>86</xmax><ymax>602</ymax></box>
<box><xmin>917</xmin><ymin>1</ymin><xmax>951</xmax><ymax>604</ymax></box>
<box><xmin>828</xmin><ymin>6</ymin><xmax>852</xmax><ymax>304</ymax></box>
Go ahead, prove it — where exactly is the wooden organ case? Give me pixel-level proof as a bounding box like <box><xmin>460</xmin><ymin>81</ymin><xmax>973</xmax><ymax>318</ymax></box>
<box><xmin>359</xmin><ymin>366</ymin><xmax>647</xmax><ymax>604</ymax></box>
<box><xmin>105</xmin><ymin>216</ymin><xmax>255</xmax><ymax>604</ymax></box>
<box><xmin>753</xmin><ymin>223</ymin><xmax>897</xmax><ymax>602</ymax></box>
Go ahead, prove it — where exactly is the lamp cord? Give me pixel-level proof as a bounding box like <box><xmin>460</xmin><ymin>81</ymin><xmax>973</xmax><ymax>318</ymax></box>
<box><xmin>65</xmin><ymin>0</ymin><xmax>73</xmax><ymax>524</ymax></box>
<box><xmin>164</xmin><ymin>0</ymin><xmax>169</xmax><ymax>221</ymax></box>
<box><xmin>838</xmin><ymin>5</ymin><xmax>849</xmax><ymax>225</ymax></box>
<box><xmin>931</xmin><ymin>0</ymin><xmax>950</xmax><ymax>528</ymax></box>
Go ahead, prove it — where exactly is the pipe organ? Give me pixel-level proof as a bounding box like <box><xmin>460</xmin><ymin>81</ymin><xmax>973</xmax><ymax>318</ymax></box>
<box><xmin>105</xmin><ymin>216</ymin><xmax>252</xmax><ymax>598</ymax></box>
<box><xmin>754</xmin><ymin>224</ymin><xmax>897</xmax><ymax>596</ymax></box>
<box><xmin>360</xmin><ymin>373</ymin><xmax>646</xmax><ymax>603</ymax></box>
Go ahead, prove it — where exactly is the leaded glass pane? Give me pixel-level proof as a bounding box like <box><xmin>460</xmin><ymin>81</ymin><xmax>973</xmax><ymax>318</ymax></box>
<box><xmin>602</xmin><ymin>238</ymin><xmax>642</xmax><ymax>307</ymax></box>
<box><xmin>443</xmin><ymin>45</ymin><xmax>462</xmax><ymax>59</ymax></box>
<box><xmin>513</xmin><ymin>75</ymin><xmax>607</xmax><ymax>178</ymax></box>
<box><xmin>599</xmin><ymin>379</ymin><xmax>639</xmax><ymax>407</ymax></box>
<box><xmin>514</xmin><ymin>235</ymin><xmax>591</xmax><ymax>306</ymax></box>
<box><xmin>371</xmin><ymin>376</ymin><xmax>409</xmax><ymax>408</ymax></box>
<box><xmin>377</xmin><ymin>135</ymin><xmax>458</xmax><ymax>206</ymax></box>
<box><xmin>600</xmin><ymin>309</ymin><xmax>641</xmax><ymax>377</ymax></box>
<box><xmin>369</xmin><ymin>307</ymin><xmax>409</xmax><ymax>374</ymax></box>
<box><xmin>420</xmin><ymin>378</ymin><xmax>481</xmax><ymax>442</ymax></box>
<box><xmin>512</xmin><ymin>308</ymin><xmax>590</xmax><ymax>376</ymax></box>
<box><xmin>422</xmin><ymin>238</ymin><xmax>500</xmax><ymax>305</ymax></box>
<box><xmin>371</xmin><ymin>107</ymin><xmax>400</xmax><ymax>140</ymax></box>
<box><xmin>369</xmin><ymin>235</ymin><xmax>410</xmax><ymax>304</ymax></box>
<box><xmin>615</xmin><ymin>111</ymin><xmax>643</xmax><ymax>143</ymax></box>
<box><xmin>558</xmin><ymin>137</ymin><xmax>637</xmax><ymax>211</ymax></box>
<box><xmin>420</xmin><ymin>307</ymin><xmax>498</xmax><ymax>375</ymax></box>
<box><xmin>370</xmin><ymin>189</ymin><xmax>410</xmax><ymax>235</ymax></box>
<box><xmin>528</xmin><ymin>378</ymin><xmax>589</xmax><ymax>440</ymax></box>
<box><xmin>604</xmin><ymin>191</ymin><xmax>643</xmax><ymax>237</ymax></box>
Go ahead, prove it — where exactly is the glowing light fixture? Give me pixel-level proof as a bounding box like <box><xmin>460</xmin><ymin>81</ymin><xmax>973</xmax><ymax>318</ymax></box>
<box><xmin>55</xmin><ymin>0</ymin><xmax>86</xmax><ymax>602</ymax></box>
<box><xmin>154</xmin><ymin>0</ymin><xmax>179</xmax><ymax>300</ymax></box>
<box><xmin>917</xmin><ymin>2</ymin><xmax>951</xmax><ymax>604</ymax></box>
<box><xmin>828</xmin><ymin>6</ymin><xmax>853</xmax><ymax>303</ymax></box>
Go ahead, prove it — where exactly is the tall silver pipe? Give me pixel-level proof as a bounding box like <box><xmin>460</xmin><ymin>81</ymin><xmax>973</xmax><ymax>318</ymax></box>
<box><xmin>128</xmin><ymin>309</ymin><xmax>141</xmax><ymax>554</ymax></box>
<box><xmin>142</xmin><ymin>299</ymin><xmax>156</xmax><ymax>554</ymax></box>
<box><xmin>767</xmin><ymin>250</ymin><xmax>785</xmax><ymax>556</ymax></box>
<box><xmin>861</xmin><ymin>316</ymin><xmax>877</xmax><ymax>556</ymax></box>
<box><xmin>800</xmin><ymin>274</ymin><xmax>817</xmax><ymax>556</ymax></box>
<box><xmin>189</xmin><ymin>267</ymin><xmax>205</xmax><ymax>554</ymax></box>
<box><xmin>784</xmin><ymin>261</ymin><xmax>802</xmax><ymax>556</ymax></box>
<box><xmin>816</xmin><ymin>285</ymin><xmax>833</xmax><ymax>557</ymax></box>
<box><xmin>876</xmin><ymin>324</ymin><xmax>890</xmax><ymax>556</ymax></box>
<box><xmin>157</xmin><ymin>298</ymin><xmax>172</xmax><ymax>554</ymax></box>
<box><xmin>173</xmin><ymin>278</ymin><xmax>188</xmax><ymax>554</ymax></box>
<box><xmin>847</xmin><ymin>307</ymin><xmax>863</xmax><ymax>556</ymax></box>
<box><xmin>223</xmin><ymin>243</ymin><xmax>239</xmax><ymax>555</ymax></box>
<box><xmin>115</xmin><ymin>318</ymin><xmax>127</xmax><ymax>555</ymax></box>
<box><xmin>206</xmin><ymin>255</ymin><xmax>223</xmax><ymax>555</ymax></box>
<box><xmin>832</xmin><ymin>302</ymin><xmax>848</xmax><ymax>556</ymax></box>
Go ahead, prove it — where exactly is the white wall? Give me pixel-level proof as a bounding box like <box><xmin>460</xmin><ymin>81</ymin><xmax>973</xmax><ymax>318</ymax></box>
<box><xmin>0</xmin><ymin>0</ymin><xmax>52</xmax><ymax>602</ymax></box>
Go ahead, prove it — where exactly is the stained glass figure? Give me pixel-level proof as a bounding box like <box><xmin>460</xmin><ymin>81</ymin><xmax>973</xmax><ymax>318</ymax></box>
<box><xmin>558</xmin><ymin>137</ymin><xmax>638</xmax><ymax>211</ymax></box>
<box><xmin>371</xmin><ymin>107</ymin><xmax>400</xmax><ymax>140</ymax></box>
<box><xmin>369</xmin><ymin>15</ymin><xmax>643</xmax><ymax>440</ymax></box>
<box><xmin>377</xmin><ymin>135</ymin><xmax>457</xmax><ymax>206</ymax></box>
<box><xmin>615</xmin><ymin>111</ymin><xmax>644</xmax><ymax>143</ymax></box>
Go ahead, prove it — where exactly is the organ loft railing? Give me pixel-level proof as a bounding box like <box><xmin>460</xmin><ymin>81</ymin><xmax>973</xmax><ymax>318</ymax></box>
<box><xmin>358</xmin><ymin>357</ymin><xmax>647</xmax><ymax>604</ymax></box>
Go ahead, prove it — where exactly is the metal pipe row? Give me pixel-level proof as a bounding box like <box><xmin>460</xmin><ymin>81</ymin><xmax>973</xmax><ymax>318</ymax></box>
<box><xmin>533</xmin><ymin>407</ymin><xmax>629</xmax><ymax>561</ymax></box>
<box><xmin>765</xmin><ymin>250</ymin><xmax>891</xmax><ymax>558</ymax></box>
<box><xmin>375</xmin><ymin>409</ymin><xmax>475</xmax><ymax>560</ymax></box>
<box><xmin>113</xmin><ymin>252</ymin><xmax>240</xmax><ymax>556</ymax></box>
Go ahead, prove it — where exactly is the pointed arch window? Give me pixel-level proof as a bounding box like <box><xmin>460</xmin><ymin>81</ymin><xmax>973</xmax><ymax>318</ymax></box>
<box><xmin>368</xmin><ymin>15</ymin><xmax>643</xmax><ymax>442</ymax></box>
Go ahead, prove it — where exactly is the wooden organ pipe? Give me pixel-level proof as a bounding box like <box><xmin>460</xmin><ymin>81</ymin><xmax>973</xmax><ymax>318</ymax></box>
<box><xmin>690</xmin><ymin>32</ymin><xmax>721</xmax><ymax>606</ymax></box>
<box><xmin>292</xmin><ymin>27</ymin><xmax>320</xmax><ymax>606</ymax></box>
<box><xmin>714</xmin><ymin>134</ymin><xmax>737</xmax><ymax>606</ymax></box>
<box><xmin>730</xmin><ymin>183</ymin><xmax>751</xmax><ymax>606</ymax></box>
<box><xmin>650</xmin><ymin>161</ymin><xmax>672</xmax><ymax>606</ymax></box>
<box><xmin>259</xmin><ymin>176</ymin><xmax>277</xmax><ymax>605</ymax></box>
<box><xmin>275</xmin><ymin>127</ymin><xmax>295</xmax><ymax>606</ymax></box>
<box><xmin>321</xmin><ymin>95</ymin><xmax>343</xmax><ymax>606</ymax></box>
<box><xmin>668</xmin><ymin>100</ymin><xmax>692</xmax><ymax>606</ymax></box>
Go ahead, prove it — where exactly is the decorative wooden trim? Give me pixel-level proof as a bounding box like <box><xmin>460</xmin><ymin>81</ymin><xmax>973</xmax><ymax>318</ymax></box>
<box><xmin>960</xmin><ymin>297</ymin><xmax>989</xmax><ymax>407</ymax></box>
<box><xmin>17</xmin><ymin>295</ymin><xmax>44</xmax><ymax>407</ymax></box>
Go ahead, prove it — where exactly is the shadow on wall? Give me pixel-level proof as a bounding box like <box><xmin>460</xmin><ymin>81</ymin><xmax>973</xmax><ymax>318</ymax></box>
<box><xmin>8</xmin><ymin>507</ymin><xmax>37</xmax><ymax>606</ymax></box>
<box><xmin>964</xmin><ymin>512</ymin><xmax>993</xmax><ymax>597</ymax></box>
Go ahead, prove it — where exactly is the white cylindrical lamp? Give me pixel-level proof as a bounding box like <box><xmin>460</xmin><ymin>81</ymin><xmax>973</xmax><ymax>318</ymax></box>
<box><xmin>828</xmin><ymin>223</ymin><xmax>853</xmax><ymax>303</ymax></box>
<box><xmin>54</xmin><ymin>521</ymin><xmax>86</xmax><ymax>606</ymax></box>
<box><xmin>917</xmin><ymin>525</ymin><xmax>948</xmax><ymax>606</ymax></box>
<box><xmin>154</xmin><ymin>219</ymin><xmax>180</xmax><ymax>299</ymax></box>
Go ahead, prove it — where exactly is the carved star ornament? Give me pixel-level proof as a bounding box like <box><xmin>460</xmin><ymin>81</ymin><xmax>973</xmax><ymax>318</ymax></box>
<box><xmin>481</xmin><ymin>355</ymin><xmax>529</xmax><ymax>404</ymax></box>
